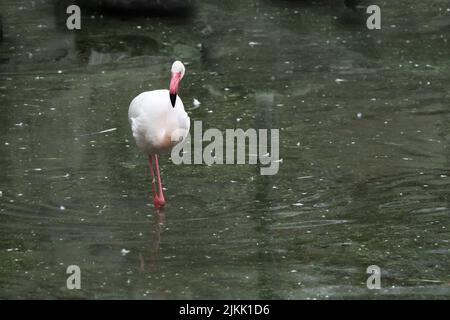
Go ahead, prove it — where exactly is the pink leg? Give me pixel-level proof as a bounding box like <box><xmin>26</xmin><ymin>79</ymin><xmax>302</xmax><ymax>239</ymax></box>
<box><xmin>154</xmin><ymin>154</ymin><xmax>165</xmax><ymax>207</ymax></box>
<box><xmin>148</xmin><ymin>155</ymin><xmax>157</xmax><ymax>200</ymax></box>
<box><xmin>148</xmin><ymin>154</ymin><xmax>165</xmax><ymax>209</ymax></box>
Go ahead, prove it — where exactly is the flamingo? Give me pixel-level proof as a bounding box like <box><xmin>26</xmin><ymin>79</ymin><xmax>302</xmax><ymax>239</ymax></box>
<box><xmin>128</xmin><ymin>61</ymin><xmax>190</xmax><ymax>209</ymax></box>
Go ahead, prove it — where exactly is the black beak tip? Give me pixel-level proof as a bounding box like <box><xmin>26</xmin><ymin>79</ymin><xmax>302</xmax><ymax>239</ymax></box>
<box><xmin>170</xmin><ymin>93</ymin><xmax>177</xmax><ymax>107</ymax></box>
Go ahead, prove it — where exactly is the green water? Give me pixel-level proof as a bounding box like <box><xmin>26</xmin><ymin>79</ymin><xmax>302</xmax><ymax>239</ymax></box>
<box><xmin>0</xmin><ymin>0</ymin><xmax>450</xmax><ymax>299</ymax></box>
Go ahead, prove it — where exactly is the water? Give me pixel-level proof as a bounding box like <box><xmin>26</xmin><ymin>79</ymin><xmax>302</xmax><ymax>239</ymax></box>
<box><xmin>1</xmin><ymin>0</ymin><xmax>450</xmax><ymax>299</ymax></box>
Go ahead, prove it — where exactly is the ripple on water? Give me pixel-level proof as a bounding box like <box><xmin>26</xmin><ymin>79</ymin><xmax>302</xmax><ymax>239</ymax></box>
<box><xmin>269</xmin><ymin>219</ymin><xmax>349</xmax><ymax>231</ymax></box>
<box><xmin>352</xmin><ymin>170</ymin><xmax>450</xmax><ymax>217</ymax></box>
<box><xmin>409</xmin><ymin>207</ymin><xmax>448</xmax><ymax>215</ymax></box>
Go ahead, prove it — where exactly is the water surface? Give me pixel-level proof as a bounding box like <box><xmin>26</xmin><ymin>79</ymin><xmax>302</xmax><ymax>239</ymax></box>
<box><xmin>0</xmin><ymin>0</ymin><xmax>450</xmax><ymax>299</ymax></box>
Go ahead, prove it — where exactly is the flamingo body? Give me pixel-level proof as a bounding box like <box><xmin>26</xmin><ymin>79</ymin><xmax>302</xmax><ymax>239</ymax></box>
<box><xmin>128</xmin><ymin>89</ymin><xmax>190</xmax><ymax>154</ymax></box>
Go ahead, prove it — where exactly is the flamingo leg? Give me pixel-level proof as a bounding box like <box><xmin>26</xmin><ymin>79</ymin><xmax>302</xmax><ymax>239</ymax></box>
<box><xmin>148</xmin><ymin>154</ymin><xmax>165</xmax><ymax>209</ymax></box>
<box><xmin>148</xmin><ymin>155</ymin><xmax>158</xmax><ymax>203</ymax></box>
<box><xmin>154</xmin><ymin>154</ymin><xmax>166</xmax><ymax>206</ymax></box>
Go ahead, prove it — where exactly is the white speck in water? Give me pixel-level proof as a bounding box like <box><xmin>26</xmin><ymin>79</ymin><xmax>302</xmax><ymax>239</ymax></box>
<box><xmin>357</xmin><ymin>112</ymin><xmax>362</xmax><ymax>119</ymax></box>
<box><xmin>33</xmin><ymin>168</ymin><xmax>42</xmax><ymax>171</ymax></box>
<box><xmin>335</xmin><ymin>78</ymin><xmax>346</xmax><ymax>84</ymax></box>
<box><xmin>0</xmin><ymin>191</ymin><xmax>2</xmax><ymax>197</ymax></box>
<box><xmin>121</xmin><ymin>248</ymin><xmax>130</xmax><ymax>256</ymax></box>
<box><xmin>248</xmin><ymin>41</ymin><xmax>261</xmax><ymax>47</ymax></box>
<box><xmin>136</xmin><ymin>25</ymin><xmax>142</xmax><ymax>29</ymax></box>
<box><xmin>57</xmin><ymin>70</ymin><xmax>62</xmax><ymax>74</ymax></box>
<box><xmin>293</xmin><ymin>202</ymin><xmax>304</xmax><ymax>207</ymax></box>
<box><xmin>440</xmin><ymin>175</ymin><xmax>447</xmax><ymax>178</ymax></box>
<box><xmin>5</xmin><ymin>142</ymin><xmax>9</xmax><ymax>146</ymax></box>
<box><xmin>59</xmin><ymin>205</ymin><xmax>65</xmax><ymax>211</ymax></box>
<box><xmin>193</xmin><ymin>98</ymin><xmax>201</xmax><ymax>107</ymax></box>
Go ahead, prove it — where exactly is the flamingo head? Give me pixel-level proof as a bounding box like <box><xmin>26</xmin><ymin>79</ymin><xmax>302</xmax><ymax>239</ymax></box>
<box><xmin>169</xmin><ymin>61</ymin><xmax>185</xmax><ymax>107</ymax></box>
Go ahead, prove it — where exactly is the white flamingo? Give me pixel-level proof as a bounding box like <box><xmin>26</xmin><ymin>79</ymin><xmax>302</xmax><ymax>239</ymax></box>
<box><xmin>128</xmin><ymin>61</ymin><xmax>190</xmax><ymax>209</ymax></box>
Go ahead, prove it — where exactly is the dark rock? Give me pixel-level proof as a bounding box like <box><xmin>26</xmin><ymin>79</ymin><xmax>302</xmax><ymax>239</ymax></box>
<box><xmin>72</xmin><ymin>0</ymin><xmax>195</xmax><ymax>16</ymax></box>
<box><xmin>344</xmin><ymin>0</ymin><xmax>362</xmax><ymax>11</ymax></box>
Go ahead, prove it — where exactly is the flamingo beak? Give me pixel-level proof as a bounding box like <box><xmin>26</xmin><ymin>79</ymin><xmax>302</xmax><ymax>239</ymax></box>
<box><xmin>169</xmin><ymin>72</ymin><xmax>181</xmax><ymax>107</ymax></box>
